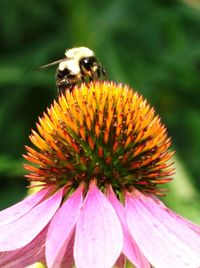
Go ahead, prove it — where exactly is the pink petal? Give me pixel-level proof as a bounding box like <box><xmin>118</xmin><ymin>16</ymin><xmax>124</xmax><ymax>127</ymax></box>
<box><xmin>57</xmin><ymin>232</ymin><xmax>75</xmax><ymax>268</ymax></box>
<box><xmin>126</xmin><ymin>189</ymin><xmax>200</xmax><ymax>268</ymax></box>
<box><xmin>0</xmin><ymin>226</ymin><xmax>47</xmax><ymax>268</ymax></box>
<box><xmin>74</xmin><ymin>183</ymin><xmax>123</xmax><ymax>268</ymax></box>
<box><xmin>153</xmin><ymin>196</ymin><xmax>200</xmax><ymax>234</ymax></box>
<box><xmin>46</xmin><ymin>186</ymin><xmax>83</xmax><ymax>268</ymax></box>
<box><xmin>107</xmin><ymin>187</ymin><xmax>150</xmax><ymax>268</ymax></box>
<box><xmin>0</xmin><ymin>187</ymin><xmax>64</xmax><ymax>251</ymax></box>
<box><xmin>0</xmin><ymin>186</ymin><xmax>54</xmax><ymax>226</ymax></box>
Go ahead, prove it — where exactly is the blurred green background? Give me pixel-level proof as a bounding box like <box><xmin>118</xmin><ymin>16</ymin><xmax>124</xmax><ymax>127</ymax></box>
<box><xmin>0</xmin><ymin>0</ymin><xmax>200</xmax><ymax>224</ymax></box>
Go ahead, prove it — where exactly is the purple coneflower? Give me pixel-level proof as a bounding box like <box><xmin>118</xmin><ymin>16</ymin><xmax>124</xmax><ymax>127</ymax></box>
<box><xmin>0</xmin><ymin>82</ymin><xmax>199</xmax><ymax>268</ymax></box>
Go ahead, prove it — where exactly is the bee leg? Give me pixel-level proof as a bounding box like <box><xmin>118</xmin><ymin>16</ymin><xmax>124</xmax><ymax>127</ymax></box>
<box><xmin>56</xmin><ymin>78</ymin><xmax>74</xmax><ymax>94</ymax></box>
<box><xmin>81</xmin><ymin>75</ymin><xmax>91</xmax><ymax>86</ymax></box>
<box><xmin>81</xmin><ymin>76</ymin><xmax>85</xmax><ymax>83</ymax></box>
<box><xmin>101</xmin><ymin>68</ymin><xmax>108</xmax><ymax>80</ymax></box>
<box><xmin>95</xmin><ymin>63</ymin><xmax>108</xmax><ymax>80</ymax></box>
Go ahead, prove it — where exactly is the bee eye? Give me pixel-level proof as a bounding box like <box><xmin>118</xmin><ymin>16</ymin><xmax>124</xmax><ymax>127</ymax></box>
<box><xmin>80</xmin><ymin>56</ymin><xmax>96</xmax><ymax>71</ymax></box>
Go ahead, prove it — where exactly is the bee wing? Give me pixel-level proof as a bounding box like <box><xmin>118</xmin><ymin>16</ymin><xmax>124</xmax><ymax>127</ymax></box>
<box><xmin>38</xmin><ymin>57</ymin><xmax>72</xmax><ymax>69</ymax></box>
<box><xmin>38</xmin><ymin>59</ymin><xmax>65</xmax><ymax>69</ymax></box>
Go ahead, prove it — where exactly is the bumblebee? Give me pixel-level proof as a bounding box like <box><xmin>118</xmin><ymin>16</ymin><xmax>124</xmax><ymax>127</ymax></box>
<box><xmin>40</xmin><ymin>47</ymin><xmax>107</xmax><ymax>94</ymax></box>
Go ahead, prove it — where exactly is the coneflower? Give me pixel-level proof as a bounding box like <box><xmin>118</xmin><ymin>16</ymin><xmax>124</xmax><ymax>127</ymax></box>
<box><xmin>0</xmin><ymin>82</ymin><xmax>199</xmax><ymax>268</ymax></box>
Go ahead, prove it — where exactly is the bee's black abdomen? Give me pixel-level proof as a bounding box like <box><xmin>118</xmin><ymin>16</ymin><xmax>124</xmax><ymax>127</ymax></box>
<box><xmin>56</xmin><ymin>68</ymin><xmax>70</xmax><ymax>79</ymax></box>
<box><xmin>56</xmin><ymin>68</ymin><xmax>79</xmax><ymax>94</ymax></box>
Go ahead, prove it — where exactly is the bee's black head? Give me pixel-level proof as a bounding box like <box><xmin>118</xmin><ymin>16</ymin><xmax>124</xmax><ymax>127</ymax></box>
<box><xmin>80</xmin><ymin>56</ymin><xmax>107</xmax><ymax>80</ymax></box>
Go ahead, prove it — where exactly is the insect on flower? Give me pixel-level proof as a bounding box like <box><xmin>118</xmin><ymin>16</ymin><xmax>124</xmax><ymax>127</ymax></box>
<box><xmin>39</xmin><ymin>46</ymin><xmax>107</xmax><ymax>94</ymax></box>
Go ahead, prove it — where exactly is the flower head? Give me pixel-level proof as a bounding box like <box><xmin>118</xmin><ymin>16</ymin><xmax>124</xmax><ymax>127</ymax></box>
<box><xmin>25</xmin><ymin>81</ymin><xmax>173</xmax><ymax>195</ymax></box>
<box><xmin>0</xmin><ymin>82</ymin><xmax>200</xmax><ymax>268</ymax></box>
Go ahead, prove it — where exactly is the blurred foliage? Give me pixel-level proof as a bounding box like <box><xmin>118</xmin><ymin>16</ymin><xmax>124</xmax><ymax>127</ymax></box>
<box><xmin>0</xmin><ymin>0</ymin><xmax>200</xmax><ymax>224</ymax></box>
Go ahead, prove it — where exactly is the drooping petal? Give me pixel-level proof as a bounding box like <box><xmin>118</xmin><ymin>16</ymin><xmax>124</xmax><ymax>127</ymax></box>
<box><xmin>46</xmin><ymin>186</ymin><xmax>83</xmax><ymax>268</ymax></box>
<box><xmin>56</xmin><ymin>232</ymin><xmax>75</xmax><ymax>268</ymax></box>
<box><xmin>155</xmin><ymin>197</ymin><xmax>200</xmax><ymax>234</ymax></box>
<box><xmin>74</xmin><ymin>183</ymin><xmax>123</xmax><ymax>268</ymax></box>
<box><xmin>0</xmin><ymin>186</ymin><xmax>54</xmax><ymax>226</ymax></box>
<box><xmin>0</xmin><ymin>187</ymin><xmax>64</xmax><ymax>251</ymax></box>
<box><xmin>126</xmin><ymin>189</ymin><xmax>200</xmax><ymax>268</ymax></box>
<box><xmin>0</xmin><ymin>225</ymin><xmax>47</xmax><ymax>268</ymax></box>
<box><xmin>107</xmin><ymin>186</ymin><xmax>150</xmax><ymax>268</ymax></box>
